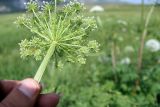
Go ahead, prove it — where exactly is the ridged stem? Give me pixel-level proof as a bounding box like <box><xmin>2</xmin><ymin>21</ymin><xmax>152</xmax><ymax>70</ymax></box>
<box><xmin>135</xmin><ymin>3</ymin><xmax>155</xmax><ymax>91</ymax></box>
<box><xmin>141</xmin><ymin>0</ymin><xmax>144</xmax><ymax>27</ymax></box>
<box><xmin>34</xmin><ymin>42</ymin><xmax>56</xmax><ymax>82</ymax></box>
<box><xmin>111</xmin><ymin>42</ymin><xmax>117</xmax><ymax>82</ymax></box>
<box><xmin>137</xmin><ymin>4</ymin><xmax>155</xmax><ymax>71</ymax></box>
<box><xmin>55</xmin><ymin>0</ymin><xmax>57</xmax><ymax>13</ymax></box>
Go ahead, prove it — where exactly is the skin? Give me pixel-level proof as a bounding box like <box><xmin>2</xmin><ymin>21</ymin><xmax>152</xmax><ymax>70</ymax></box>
<box><xmin>0</xmin><ymin>78</ymin><xmax>59</xmax><ymax>107</ymax></box>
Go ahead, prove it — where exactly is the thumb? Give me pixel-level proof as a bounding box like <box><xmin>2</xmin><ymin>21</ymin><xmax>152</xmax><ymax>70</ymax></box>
<box><xmin>0</xmin><ymin>78</ymin><xmax>41</xmax><ymax>107</ymax></box>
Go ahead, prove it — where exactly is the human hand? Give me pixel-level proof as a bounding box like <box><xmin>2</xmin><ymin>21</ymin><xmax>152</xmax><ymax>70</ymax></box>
<box><xmin>0</xmin><ymin>78</ymin><xmax>59</xmax><ymax>107</ymax></box>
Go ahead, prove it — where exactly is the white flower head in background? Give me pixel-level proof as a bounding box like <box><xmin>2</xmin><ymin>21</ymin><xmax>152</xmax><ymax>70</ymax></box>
<box><xmin>124</xmin><ymin>45</ymin><xmax>134</xmax><ymax>53</ymax></box>
<box><xmin>117</xmin><ymin>36</ymin><xmax>124</xmax><ymax>42</ymax></box>
<box><xmin>117</xmin><ymin>19</ymin><xmax>128</xmax><ymax>26</ymax></box>
<box><xmin>120</xmin><ymin>57</ymin><xmax>131</xmax><ymax>65</ymax></box>
<box><xmin>145</xmin><ymin>39</ymin><xmax>160</xmax><ymax>52</ymax></box>
<box><xmin>90</xmin><ymin>5</ymin><xmax>104</xmax><ymax>12</ymax></box>
<box><xmin>158</xmin><ymin>57</ymin><xmax>160</xmax><ymax>64</ymax></box>
<box><xmin>98</xmin><ymin>55</ymin><xmax>111</xmax><ymax>64</ymax></box>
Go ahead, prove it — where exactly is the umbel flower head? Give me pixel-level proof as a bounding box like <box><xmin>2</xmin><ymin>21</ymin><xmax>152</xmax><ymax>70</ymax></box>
<box><xmin>120</xmin><ymin>57</ymin><xmax>131</xmax><ymax>65</ymax></box>
<box><xmin>145</xmin><ymin>39</ymin><xmax>160</xmax><ymax>52</ymax></box>
<box><xmin>89</xmin><ymin>5</ymin><xmax>104</xmax><ymax>12</ymax></box>
<box><xmin>15</xmin><ymin>0</ymin><xmax>99</xmax><ymax>82</ymax></box>
<box><xmin>15</xmin><ymin>0</ymin><xmax>99</xmax><ymax>65</ymax></box>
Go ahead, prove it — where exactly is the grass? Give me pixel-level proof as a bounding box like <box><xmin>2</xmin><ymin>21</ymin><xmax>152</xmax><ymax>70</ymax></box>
<box><xmin>0</xmin><ymin>5</ymin><xmax>160</xmax><ymax>107</ymax></box>
<box><xmin>0</xmin><ymin>13</ymin><xmax>37</xmax><ymax>80</ymax></box>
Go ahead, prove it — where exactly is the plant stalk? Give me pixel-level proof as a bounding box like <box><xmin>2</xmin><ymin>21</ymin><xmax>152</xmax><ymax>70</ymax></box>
<box><xmin>141</xmin><ymin>0</ymin><xmax>144</xmax><ymax>27</ymax></box>
<box><xmin>34</xmin><ymin>42</ymin><xmax>56</xmax><ymax>82</ymax></box>
<box><xmin>111</xmin><ymin>42</ymin><xmax>116</xmax><ymax>69</ymax></box>
<box><xmin>136</xmin><ymin>4</ymin><xmax>155</xmax><ymax>89</ymax></box>
<box><xmin>111</xmin><ymin>42</ymin><xmax>118</xmax><ymax>82</ymax></box>
<box><xmin>137</xmin><ymin>5</ymin><xmax>155</xmax><ymax>72</ymax></box>
<box><xmin>55</xmin><ymin>0</ymin><xmax>57</xmax><ymax>13</ymax></box>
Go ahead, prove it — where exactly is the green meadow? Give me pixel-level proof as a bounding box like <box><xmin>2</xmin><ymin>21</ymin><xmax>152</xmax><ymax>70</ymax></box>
<box><xmin>0</xmin><ymin>5</ymin><xmax>160</xmax><ymax>107</ymax></box>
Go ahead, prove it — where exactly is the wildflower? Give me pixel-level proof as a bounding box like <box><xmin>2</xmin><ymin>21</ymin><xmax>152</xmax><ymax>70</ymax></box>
<box><xmin>117</xmin><ymin>37</ymin><xmax>124</xmax><ymax>42</ymax></box>
<box><xmin>90</xmin><ymin>5</ymin><xmax>104</xmax><ymax>12</ymax></box>
<box><xmin>124</xmin><ymin>46</ymin><xmax>134</xmax><ymax>53</ymax></box>
<box><xmin>117</xmin><ymin>19</ymin><xmax>128</xmax><ymax>26</ymax></box>
<box><xmin>16</xmin><ymin>0</ymin><xmax>99</xmax><ymax>82</ymax></box>
<box><xmin>158</xmin><ymin>58</ymin><xmax>160</xmax><ymax>64</ymax></box>
<box><xmin>120</xmin><ymin>57</ymin><xmax>131</xmax><ymax>65</ymax></box>
<box><xmin>98</xmin><ymin>55</ymin><xmax>111</xmax><ymax>64</ymax></box>
<box><xmin>145</xmin><ymin>39</ymin><xmax>160</xmax><ymax>52</ymax></box>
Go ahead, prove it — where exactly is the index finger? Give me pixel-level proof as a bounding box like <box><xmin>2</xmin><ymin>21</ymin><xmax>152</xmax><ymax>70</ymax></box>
<box><xmin>0</xmin><ymin>80</ymin><xmax>19</xmax><ymax>101</ymax></box>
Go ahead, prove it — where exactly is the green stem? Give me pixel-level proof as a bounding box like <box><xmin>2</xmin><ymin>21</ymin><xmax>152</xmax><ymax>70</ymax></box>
<box><xmin>55</xmin><ymin>0</ymin><xmax>57</xmax><ymax>13</ymax></box>
<box><xmin>34</xmin><ymin>42</ymin><xmax>56</xmax><ymax>82</ymax></box>
<box><xmin>22</xmin><ymin>23</ymin><xmax>49</xmax><ymax>41</ymax></box>
<box><xmin>111</xmin><ymin>42</ymin><xmax>117</xmax><ymax>82</ymax></box>
<box><xmin>141</xmin><ymin>0</ymin><xmax>144</xmax><ymax>27</ymax></box>
<box><xmin>111</xmin><ymin>42</ymin><xmax>116</xmax><ymax>69</ymax></box>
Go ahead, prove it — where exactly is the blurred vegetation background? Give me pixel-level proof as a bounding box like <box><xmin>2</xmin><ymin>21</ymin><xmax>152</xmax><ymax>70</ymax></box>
<box><xmin>0</xmin><ymin>0</ymin><xmax>160</xmax><ymax>107</ymax></box>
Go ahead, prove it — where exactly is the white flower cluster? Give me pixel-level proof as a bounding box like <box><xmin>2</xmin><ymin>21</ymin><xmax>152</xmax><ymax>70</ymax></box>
<box><xmin>145</xmin><ymin>39</ymin><xmax>160</xmax><ymax>52</ymax></box>
<box><xmin>124</xmin><ymin>46</ymin><xmax>134</xmax><ymax>53</ymax></box>
<box><xmin>117</xmin><ymin>19</ymin><xmax>128</xmax><ymax>26</ymax></box>
<box><xmin>158</xmin><ymin>58</ymin><xmax>160</xmax><ymax>64</ymax></box>
<box><xmin>90</xmin><ymin>5</ymin><xmax>104</xmax><ymax>12</ymax></box>
<box><xmin>65</xmin><ymin>0</ymin><xmax>85</xmax><ymax>8</ymax></box>
<box><xmin>120</xmin><ymin>57</ymin><xmax>131</xmax><ymax>65</ymax></box>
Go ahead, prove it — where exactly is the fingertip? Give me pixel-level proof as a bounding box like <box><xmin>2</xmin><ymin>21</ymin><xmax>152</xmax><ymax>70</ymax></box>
<box><xmin>1</xmin><ymin>78</ymin><xmax>41</xmax><ymax>107</ymax></box>
<box><xmin>18</xmin><ymin>78</ymin><xmax>41</xmax><ymax>98</ymax></box>
<box><xmin>37</xmin><ymin>93</ymin><xmax>60</xmax><ymax>107</ymax></box>
<box><xmin>0</xmin><ymin>80</ymin><xmax>19</xmax><ymax>94</ymax></box>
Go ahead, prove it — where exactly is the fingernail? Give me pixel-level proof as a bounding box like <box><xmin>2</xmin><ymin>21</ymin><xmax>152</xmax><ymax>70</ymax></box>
<box><xmin>18</xmin><ymin>79</ymin><xmax>40</xmax><ymax>98</ymax></box>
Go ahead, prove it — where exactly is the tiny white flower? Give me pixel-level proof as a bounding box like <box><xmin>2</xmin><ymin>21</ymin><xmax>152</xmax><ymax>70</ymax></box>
<box><xmin>117</xmin><ymin>37</ymin><xmax>124</xmax><ymax>42</ymax></box>
<box><xmin>145</xmin><ymin>39</ymin><xmax>160</xmax><ymax>52</ymax></box>
<box><xmin>42</xmin><ymin>1</ymin><xmax>46</xmax><ymax>4</ymax></box>
<box><xmin>120</xmin><ymin>57</ymin><xmax>131</xmax><ymax>65</ymax></box>
<box><xmin>158</xmin><ymin>58</ymin><xmax>160</xmax><ymax>64</ymax></box>
<box><xmin>117</xmin><ymin>19</ymin><xmax>128</xmax><ymax>26</ymax></box>
<box><xmin>124</xmin><ymin>46</ymin><xmax>134</xmax><ymax>53</ymax></box>
<box><xmin>98</xmin><ymin>55</ymin><xmax>111</xmax><ymax>63</ymax></box>
<box><xmin>122</xmin><ymin>28</ymin><xmax>127</xmax><ymax>32</ymax></box>
<box><xmin>90</xmin><ymin>5</ymin><xmax>104</xmax><ymax>12</ymax></box>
